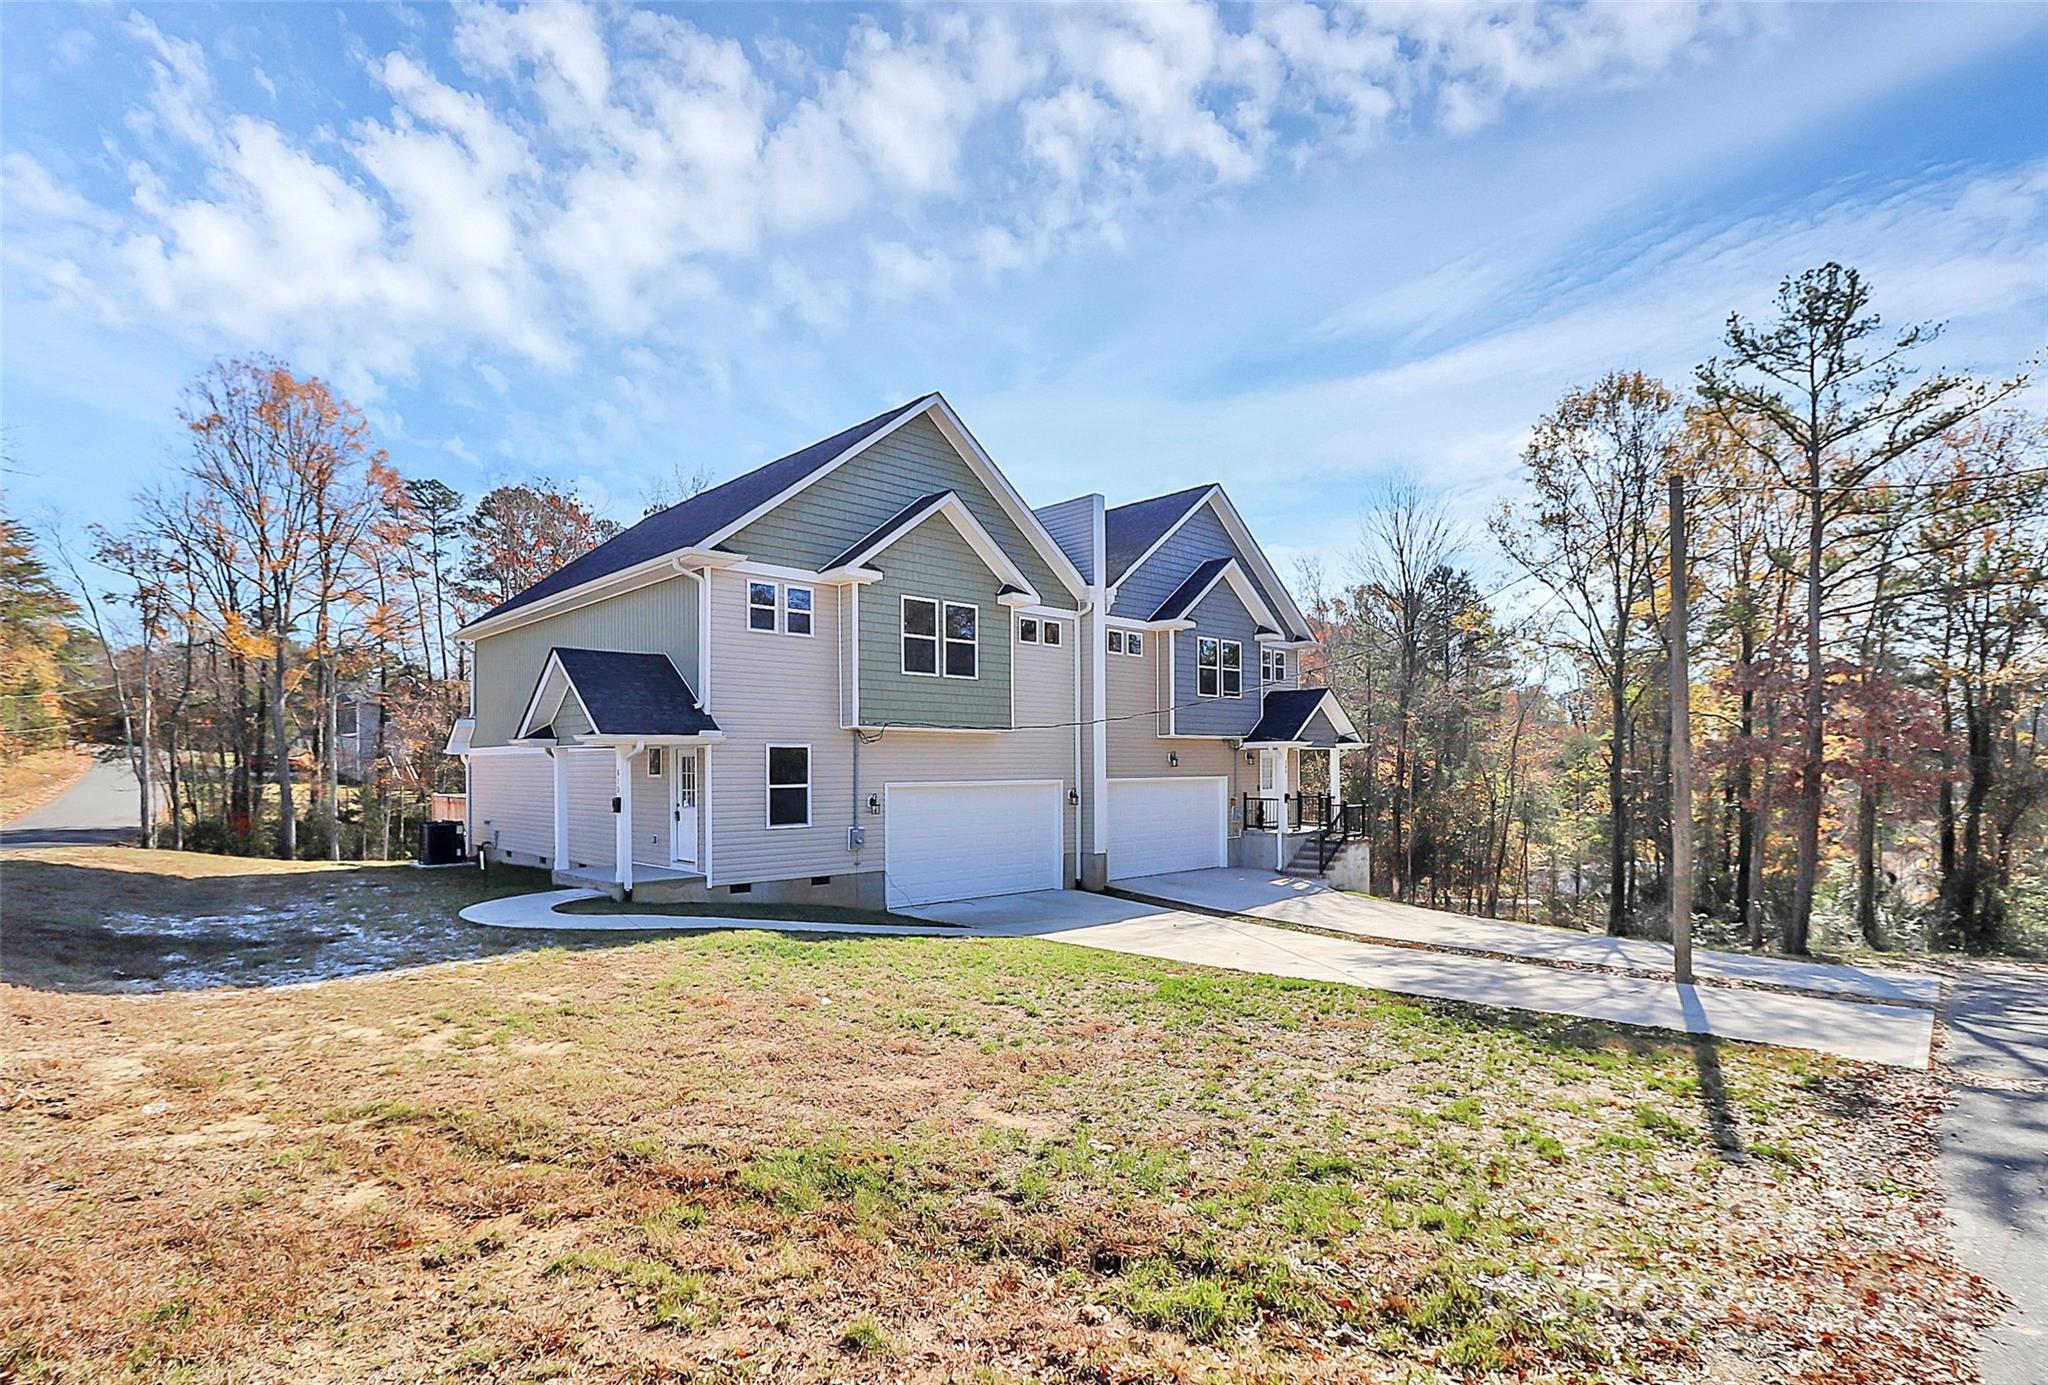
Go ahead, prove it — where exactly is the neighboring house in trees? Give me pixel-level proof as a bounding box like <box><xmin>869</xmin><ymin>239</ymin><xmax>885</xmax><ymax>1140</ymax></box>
<box><xmin>450</xmin><ymin>394</ymin><xmax>1360</xmax><ymax>909</ymax></box>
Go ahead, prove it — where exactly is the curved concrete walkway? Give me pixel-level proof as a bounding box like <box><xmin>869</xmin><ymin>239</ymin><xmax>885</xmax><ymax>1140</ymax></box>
<box><xmin>466</xmin><ymin>886</ymin><xmax>1934</xmax><ymax>1068</ymax></box>
<box><xmin>459</xmin><ymin>889</ymin><xmax>960</xmax><ymax>937</ymax></box>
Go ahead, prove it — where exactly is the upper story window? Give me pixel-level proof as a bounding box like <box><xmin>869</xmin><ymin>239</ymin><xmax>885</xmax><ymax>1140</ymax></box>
<box><xmin>1198</xmin><ymin>637</ymin><xmax>1242</xmax><ymax>698</ymax></box>
<box><xmin>902</xmin><ymin>597</ymin><xmax>939</xmax><ymax>675</ymax></box>
<box><xmin>1042</xmin><ymin>620</ymin><xmax>1061</xmax><ymax>647</ymax></box>
<box><xmin>944</xmin><ymin>602</ymin><xmax>978</xmax><ymax>678</ymax></box>
<box><xmin>1107</xmin><ymin>629</ymin><xmax>1124</xmax><ymax>655</ymax></box>
<box><xmin>1126</xmin><ymin>631</ymin><xmax>1144</xmax><ymax>657</ymax></box>
<box><xmin>749</xmin><ymin>580</ymin><xmax>811</xmax><ymax>635</ymax></box>
<box><xmin>784</xmin><ymin>585</ymin><xmax>813</xmax><ymax>636</ymax></box>
<box><xmin>1019</xmin><ymin>616</ymin><xmax>1039</xmax><ymax>643</ymax></box>
<box><xmin>1262</xmin><ymin>647</ymin><xmax>1287</xmax><ymax>685</ymax></box>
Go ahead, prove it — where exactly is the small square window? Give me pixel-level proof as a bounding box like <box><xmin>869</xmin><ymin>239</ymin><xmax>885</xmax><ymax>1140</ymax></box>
<box><xmin>1042</xmin><ymin>621</ymin><xmax>1061</xmax><ymax>646</ymax></box>
<box><xmin>1107</xmin><ymin>629</ymin><xmax>1125</xmax><ymax>655</ymax></box>
<box><xmin>784</xmin><ymin>584</ymin><xmax>813</xmax><ymax>636</ymax></box>
<box><xmin>1126</xmin><ymin>631</ymin><xmax>1144</xmax><ymax>657</ymax></box>
<box><xmin>747</xmin><ymin>581</ymin><xmax>778</xmax><ymax>632</ymax></box>
<box><xmin>1019</xmin><ymin>617</ymin><xmax>1039</xmax><ymax>644</ymax></box>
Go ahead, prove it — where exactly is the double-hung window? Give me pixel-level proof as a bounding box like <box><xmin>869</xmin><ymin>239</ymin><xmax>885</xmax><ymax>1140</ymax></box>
<box><xmin>902</xmin><ymin>597</ymin><xmax>939</xmax><ymax>675</ymax></box>
<box><xmin>944</xmin><ymin>602</ymin><xmax>978</xmax><ymax>678</ymax></box>
<box><xmin>1262</xmin><ymin>647</ymin><xmax>1286</xmax><ymax>685</ymax></box>
<box><xmin>747</xmin><ymin>581</ymin><xmax>778</xmax><ymax>632</ymax></box>
<box><xmin>1198</xmin><ymin>638</ymin><xmax>1243</xmax><ymax>697</ymax></box>
<box><xmin>766</xmin><ymin>745</ymin><xmax>810</xmax><ymax>828</ymax></box>
<box><xmin>784</xmin><ymin>585</ymin><xmax>813</xmax><ymax>636</ymax></box>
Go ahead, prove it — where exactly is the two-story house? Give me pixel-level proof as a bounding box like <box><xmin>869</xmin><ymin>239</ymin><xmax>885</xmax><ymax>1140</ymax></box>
<box><xmin>449</xmin><ymin>394</ymin><xmax>1359</xmax><ymax>909</ymax></box>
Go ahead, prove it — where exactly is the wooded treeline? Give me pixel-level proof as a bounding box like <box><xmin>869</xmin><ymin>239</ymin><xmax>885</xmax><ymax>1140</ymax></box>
<box><xmin>5</xmin><ymin>356</ymin><xmax>622</xmax><ymax>861</ymax></box>
<box><xmin>1298</xmin><ymin>265</ymin><xmax>2045</xmax><ymax>956</ymax></box>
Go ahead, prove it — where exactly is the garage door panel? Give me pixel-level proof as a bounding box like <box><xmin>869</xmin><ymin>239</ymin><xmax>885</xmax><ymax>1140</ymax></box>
<box><xmin>885</xmin><ymin>782</ymin><xmax>1063</xmax><ymax>908</ymax></box>
<box><xmin>1108</xmin><ymin>777</ymin><xmax>1226</xmax><ymax>880</ymax></box>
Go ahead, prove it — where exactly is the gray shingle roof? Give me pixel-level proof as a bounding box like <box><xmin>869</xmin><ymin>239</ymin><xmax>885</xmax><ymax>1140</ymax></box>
<box><xmin>1102</xmin><ymin>484</ymin><xmax>1214</xmax><ymax>586</ymax></box>
<box><xmin>820</xmin><ymin>489</ymin><xmax>953</xmax><ymax>571</ymax></box>
<box><xmin>471</xmin><ymin>397</ymin><xmax>933</xmax><ymax>626</ymax></box>
<box><xmin>549</xmin><ymin>648</ymin><xmax>718</xmax><ymax>737</ymax></box>
<box><xmin>1148</xmin><ymin>556</ymin><xmax>1234</xmax><ymax>621</ymax></box>
<box><xmin>1244</xmin><ymin>688</ymin><xmax>1354</xmax><ymax>745</ymax></box>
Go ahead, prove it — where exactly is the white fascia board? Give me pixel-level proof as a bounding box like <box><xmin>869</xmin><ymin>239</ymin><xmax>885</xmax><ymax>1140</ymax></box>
<box><xmin>1203</xmin><ymin>488</ymin><xmax>1316</xmax><ymax>639</ymax></box>
<box><xmin>444</xmin><ymin>718</ymin><xmax>476</xmax><ymax>755</ymax></box>
<box><xmin>1306</xmin><ymin>689</ymin><xmax>1362</xmax><ymax>741</ymax></box>
<box><xmin>922</xmin><ymin>398</ymin><xmax>1090</xmax><ymax>602</ymax></box>
<box><xmin>514</xmin><ymin>651</ymin><xmax>572</xmax><ymax>740</ymax></box>
<box><xmin>728</xmin><ymin>558</ymin><xmax>871</xmax><ymax>585</ymax></box>
<box><xmin>1106</xmin><ymin>613</ymin><xmax>1196</xmax><ymax>632</ymax></box>
<box><xmin>1175</xmin><ymin>559</ymin><xmax>1283</xmax><ymax>633</ymax></box>
<box><xmin>832</xmin><ymin>491</ymin><xmax>1038</xmax><ymax>600</ymax></box>
<box><xmin>457</xmin><ymin>549</ymin><xmax>735</xmax><ymax>641</ymax></box>
<box><xmin>695</xmin><ymin>396</ymin><xmax>940</xmax><ymax>553</ymax></box>
<box><xmin>572</xmin><ymin>732</ymin><xmax>726</xmax><ymax>746</ymax></box>
<box><xmin>1104</xmin><ymin>485</ymin><xmax>1217</xmax><ymax>602</ymax></box>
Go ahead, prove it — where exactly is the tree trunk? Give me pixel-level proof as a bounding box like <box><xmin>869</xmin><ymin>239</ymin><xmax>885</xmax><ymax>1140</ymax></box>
<box><xmin>271</xmin><ymin>643</ymin><xmax>296</xmax><ymax>859</ymax></box>
<box><xmin>1786</xmin><ymin>478</ymin><xmax>1824</xmax><ymax>955</ymax></box>
<box><xmin>1607</xmin><ymin>669</ymin><xmax>1629</xmax><ymax>937</ymax></box>
<box><xmin>1855</xmin><ymin>783</ymin><xmax>1884</xmax><ymax>949</ymax></box>
<box><xmin>326</xmin><ymin>659</ymin><xmax>342</xmax><ymax>862</ymax></box>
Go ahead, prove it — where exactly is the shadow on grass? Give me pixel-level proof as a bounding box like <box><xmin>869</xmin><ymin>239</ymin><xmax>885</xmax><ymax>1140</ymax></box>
<box><xmin>0</xmin><ymin>852</ymin><xmax>663</xmax><ymax>995</ymax></box>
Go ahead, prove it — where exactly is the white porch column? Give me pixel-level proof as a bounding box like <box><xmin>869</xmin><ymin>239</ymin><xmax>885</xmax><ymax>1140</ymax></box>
<box><xmin>1328</xmin><ymin>747</ymin><xmax>1340</xmax><ymax>815</ymax></box>
<box><xmin>614</xmin><ymin>746</ymin><xmax>635</xmax><ymax>894</ymax></box>
<box><xmin>551</xmin><ymin>750</ymin><xmax>569</xmax><ymax>870</ymax></box>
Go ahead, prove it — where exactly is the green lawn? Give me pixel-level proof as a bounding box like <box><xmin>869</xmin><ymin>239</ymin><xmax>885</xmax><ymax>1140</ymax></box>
<box><xmin>0</xmin><ymin>849</ymin><xmax>1991</xmax><ymax>1382</ymax></box>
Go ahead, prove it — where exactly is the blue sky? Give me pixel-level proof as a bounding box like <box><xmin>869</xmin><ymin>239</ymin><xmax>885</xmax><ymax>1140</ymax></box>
<box><xmin>4</xmin><ymin>2</ymin><xmax>2045</xmax><ymax>588</ymax></box>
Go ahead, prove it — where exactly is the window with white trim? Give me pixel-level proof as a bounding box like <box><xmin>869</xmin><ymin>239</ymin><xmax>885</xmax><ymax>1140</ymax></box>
<box><xmin>747</xmin><ymin>581</ymin><xmax>778</xmax><ymax>632</ymax></box>
<box><xmin>784</xmin><ymin>584</ymin><xmax>813</xmax><ymax>636</ymax></box>
<box><xmin>1019</xmin><ymin>616</ymin><xmax>1039</xmax><ymax>643</ymax></box>
<box><xmin>1042</xmin><ymin>620</ymin><xmax>1061</xmax><ymax>646</ymax></box>
<box><xmin>766</xmin><ymin>745</ymin><xmax>810</xmax><ymax>828</ymax></box>
<box><xmin>1107</xmin><ymin>629</ymin><xmax>1125</xmax><ymax>654</ymax></box>
<box><xmin>902</xmin><ymin>597</ymin><xmax>939</xmax><ymax>674</ymax></box>
<box><xmin>1262</xmin><ymin>647</ymin><xmax>1287</xmax><ymax>685</ymax></box>
<box><xmin>1198</xmin><ymin>637</ymin><xmax>1243</xmax><ymax>697</ymax></box>
<box><xmin>1126</xmin><ymin>630</ymin><xmax>1144</xmax><ymax>657</ymax></box>
<box><xmin>647</xmin><ymin>747</ymin><xmax>664</xmax><ymax>777</ymax></box>
<box><xmin>944</xmin><ymin>602</ymin><xmax>978</xmax><ymax>678</ymax></box>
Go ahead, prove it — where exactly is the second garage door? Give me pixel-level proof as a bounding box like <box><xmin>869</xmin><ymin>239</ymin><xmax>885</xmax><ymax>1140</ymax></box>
<box><xmin>1107</xmin><ymin>776</ymin><xmax>1227</xmax><ymax>880</ymax></box>
<box><xmin>884</xmin><ymin>780</ymin><xmax>1065</xmax><ymax>908</ymax></box>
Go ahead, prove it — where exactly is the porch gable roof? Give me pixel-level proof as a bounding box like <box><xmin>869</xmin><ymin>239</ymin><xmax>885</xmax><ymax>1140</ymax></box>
<box><xmin>518</xmin><ymin>648</ymin><xmax>719</xmax><ymax>740</ymax></box>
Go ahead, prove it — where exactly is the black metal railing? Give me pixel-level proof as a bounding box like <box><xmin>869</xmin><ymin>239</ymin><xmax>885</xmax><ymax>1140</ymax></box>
<box><xmin>1316</xmin><ymin>801</ymin><xmax>1367</xmax><ymax>872</ymax></box>
<box><xmin>1246</xmin><ymin>793</ymin><xmax>1335</xmax><ymax>834</ymax></box>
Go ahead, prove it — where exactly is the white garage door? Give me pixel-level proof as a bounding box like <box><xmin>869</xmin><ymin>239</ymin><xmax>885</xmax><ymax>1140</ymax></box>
<box><xmin>1108</xmin><ymin>777</ymin><xmax>1227</xmax><ymax>880</ymax></box>
<box><xmin>885</xmin><ymin>781</ymin><xmax>1065</xmax><ymax>908</ymax></box>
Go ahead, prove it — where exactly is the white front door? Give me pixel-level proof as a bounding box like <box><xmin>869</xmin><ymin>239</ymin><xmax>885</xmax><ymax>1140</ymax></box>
<box><xmin>671</xmin><ymin>753</ymin><xmax>698</xmax><ymax>865</ymax></box>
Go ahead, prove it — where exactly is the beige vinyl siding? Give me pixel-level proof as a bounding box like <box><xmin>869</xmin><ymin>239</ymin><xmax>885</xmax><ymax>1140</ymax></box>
<box><xmin>704</xmin><ymin>567</ymin><xmax>854</xmax><ymax>885</ymax></box>
<box><xmin>631</xmin><ymin>753</ymin><xmax>671</xmax><ymax>863</ymax></box>
<box><xmin>1106</xmin><ymin>635</ymin><xmax>1171</xmax><ymax>778</ymax></box>
<box><xmin>469</xmin><ymin>574</ymin><xmax>700</xmax><ymax>747</ymax></box>
<box><xmin>726</xmin><ymin>416</ymin><xmax>1074</xmax><ymax>609</ymax></box>
<box><xmin>469</xmin><ymin>750</ymin><xmax>553</xmax><ymax>860</ymax></box>
<box><xmin>564</xmin><ymin>750</ymin><xmax>616</xmax><ymax>872</ymax></box>
<box><xmin>857</xmin><ymin>514</ymin><xmax>1011</xmax><ymax>729</ymax></box>
<box><xmin>859</xmin><ymin>610</ymin><xmax>1079</xmax><ymax>873</ymax></box>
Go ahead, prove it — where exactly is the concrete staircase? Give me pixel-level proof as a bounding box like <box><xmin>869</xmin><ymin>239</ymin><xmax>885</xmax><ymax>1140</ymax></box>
<box><xmin>1280</xmin><ymin>836</ymin><xmax>1369</xmax><ymax>885</ymax></box>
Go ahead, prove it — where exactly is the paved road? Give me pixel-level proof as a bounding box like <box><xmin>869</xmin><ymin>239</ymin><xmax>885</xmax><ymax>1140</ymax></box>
<box><xmin>1940</xmin><ymin>964</ymin><xmax>2048</xmax><ymax>1384</ymax></box>
<box><xmin>0</xmin><ymin>755</ymin><xmax>143</xmax><ymax>848</ymax></box>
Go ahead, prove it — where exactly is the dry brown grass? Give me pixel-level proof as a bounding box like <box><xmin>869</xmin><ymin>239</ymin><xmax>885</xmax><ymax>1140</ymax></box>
<box><xmin>0</xmin><ymin>851</ymin><xmax>2003</xmax><ymax>1383</ymax></box>
<box><xmin>0</xmin><ymin>746</ymin><xmax>92</xmax><ymax>823</ymax></box>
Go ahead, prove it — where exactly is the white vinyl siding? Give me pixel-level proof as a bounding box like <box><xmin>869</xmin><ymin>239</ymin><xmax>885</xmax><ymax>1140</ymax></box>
<box><xmin>564</xmin><ymin>750</ymin><xmax>616</xmax><ymax>872</ymax></box>
<box><xmin>469</xmin><ymin>750</ymin><xmax>553</xmax><ymax>860</ymax></box>
<box><xmin>884</xmin><ymin>781</ymin><xmax>1062</xmax><ymax>907</ymax></box>
<box><xmin>1108</xmin><ymin>777</ymin><xmax>1228</xmax><ymax>879</ymax></box>
<box><xmin>631</xmin><ymin>752</ymin><xmax>670</xmax><ymax>865</ymax></box>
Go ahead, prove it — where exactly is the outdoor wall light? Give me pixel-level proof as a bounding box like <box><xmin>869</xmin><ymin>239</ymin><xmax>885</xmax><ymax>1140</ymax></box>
<box><xmin>866</xmin><ymin>793</ymin><xmax>882</xmax><ymax>814</ymax></box>
<box><xmin>1168</xmin><ymin>751</ymin><xmax>1180</xmax><ymax>767</ymax></box>
<box><xmin>1068</xmin><ymin>788</ymin><xmax>1080</xmax><ymax>806</ymax></box>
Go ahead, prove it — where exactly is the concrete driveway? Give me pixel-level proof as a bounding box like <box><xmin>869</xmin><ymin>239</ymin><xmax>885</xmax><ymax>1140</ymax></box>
<box><xmin>906</xmin><ymin>887</ymin><xmax>1934</xmax><ymax>1067</ymax></box>
<box><xmin>1121</xmin><ymin>868</ymin><xmax>1943</xmax><ymax>1004</ymax></box>
<box><xmin>1939</xmin><ymin>963</ymin><xmax>2048</xmax><ymax>1384</ymax></box>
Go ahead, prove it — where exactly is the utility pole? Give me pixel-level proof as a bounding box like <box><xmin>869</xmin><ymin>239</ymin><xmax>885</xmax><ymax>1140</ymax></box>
<box><xmin>1668</xmin><ymin>471</ymin><xmax>1696</xmax><ymax>986</ymax></box>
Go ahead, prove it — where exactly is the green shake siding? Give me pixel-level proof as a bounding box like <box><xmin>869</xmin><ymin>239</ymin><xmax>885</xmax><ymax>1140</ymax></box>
<box><xmin>857</xmin><ymin>515</ymin><xmax>1011</xmax><ymax>730</ymax></box>
<box><xmin>727</xmin><ymin>415</ymin><xmax>1073</xmax><ymax>610</ymax></box>
<box><xmin>468</xmin><ymin>574</ymin><xmax>700</xmax><ymax>746</ymax></box>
